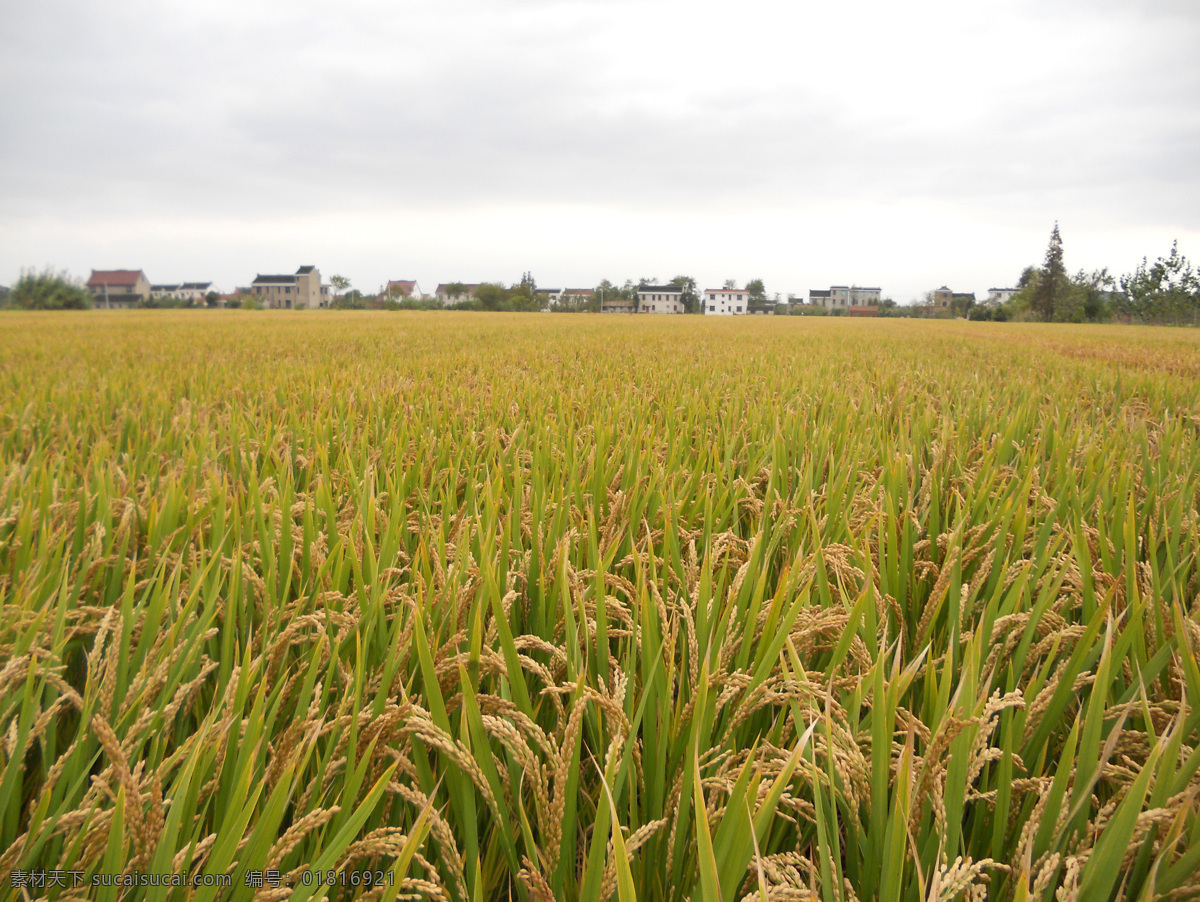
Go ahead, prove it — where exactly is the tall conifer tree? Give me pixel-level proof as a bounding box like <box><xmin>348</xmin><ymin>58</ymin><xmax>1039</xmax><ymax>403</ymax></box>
<box><xmin>1033</xmin><ymin>223</ymin><xmax>1065</xmax><ymax>321</ymax></box>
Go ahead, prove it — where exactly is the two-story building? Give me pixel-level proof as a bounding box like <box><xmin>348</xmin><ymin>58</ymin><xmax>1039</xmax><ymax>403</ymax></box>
<box><xmin>250</xmin><ymin>266</ymin><xmax>328</xmax><ymax>309</ymax></box>
<box><xmin>87</xmin><ymin>270</ymin><xmax>152</xmax><ymax>308</ymax></box>
<box><xmin>705</xmin><ymin>287</ymin><xmax>749</xmax><ymax>315</ymax></box>
<box><xmin>986</xmin><ymin>287</ymin><xmax>1017</xmax><ymax>306</ymax></box>
<box><xmin>637</xmin><ymin>284</ymin><xmax>684</xmax><ymax>314</ymax></box>
<box><xmin>810</xmin><ymin>285</ymin><xmax>882</xmax><ymax>310</ymax></box>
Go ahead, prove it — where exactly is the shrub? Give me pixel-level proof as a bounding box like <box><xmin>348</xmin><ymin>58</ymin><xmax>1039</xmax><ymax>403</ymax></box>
<box><xmin>10</xmin><ymin>267</ymin><xmax>91</xmax><ymax>310</ymax></box>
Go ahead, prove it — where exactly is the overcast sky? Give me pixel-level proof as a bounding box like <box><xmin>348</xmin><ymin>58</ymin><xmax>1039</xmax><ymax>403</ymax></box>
<box><xmin>2</xmin><ymin>0</ymin><xmax>1198</xmax><ymax>301</ymax></box>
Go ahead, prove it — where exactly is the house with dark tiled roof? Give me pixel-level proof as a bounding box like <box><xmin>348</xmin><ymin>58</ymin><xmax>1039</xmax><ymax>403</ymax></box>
<box><xmin>250</xmin><ymin>266</ymin><xmax>329</xmax><ymax>309</ymax></box>
<box><xmin>636</xmin><ymin>284</ymin><xmax>684</xmax><ymax>314</ymax></box>
<box><xmin>87</xmin><ymin>270</ymin><xmax>151</xmax><ymax>308</ymax></box>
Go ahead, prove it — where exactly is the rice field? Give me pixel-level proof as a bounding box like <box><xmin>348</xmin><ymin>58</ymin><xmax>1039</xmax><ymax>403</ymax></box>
<box><xmin>2</xmin><ymin>311</ymin><xmax>1199</xmax><ymax>901</ymax></box>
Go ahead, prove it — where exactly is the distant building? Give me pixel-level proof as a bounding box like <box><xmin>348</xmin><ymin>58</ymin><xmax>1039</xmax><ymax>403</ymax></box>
<box><xmin>543</xmin><ymin>288</ymin><xmax>592</xmax><ymax>309</ymax></box>
<box><xmin>747</xmin><ymin>301</ymin><xmax>779</xmax><ymax>315</ymax></box>
<box><xmin>384</xmin><ymin>280</ymin><xmax>423</xmax><ymax>299</ymax></box>
<box><xmin>930</xmin><ymin>286</ymin><xmax>954</xmax><ymax>309</ymax></box>
<box><xmin>637</xmin><ymin>284</ymin><xmax>684</xmax><ymax>314</ymax></box>
<box><xmin>810</xmin><ymin>285</ymin><xmax>881</xmax><ymax>310</ymax></box>
<box><xmin>601</xmin><ymin>295</ymin><xmax>636</xmax><ymax>314</ymax></box>
<box><xmin>560</xmin><ymin>288</ymin><xmax>592</xmax><ymax>306</ymax></box>
<box><xmin>87</xmin><ymin>270</ymin><xmax>151</xmax><ymax>308</ymax></box>
<box><xmin>250</xmin><ymin>266</ymin><xmax>329</xmax><ymax>309</ymax></box>
<box><xmin>986</xmin><ymin>287</ymin><xmax>1017</xmax><ymax>306</ymax></box>
<box><xmin>150</xmin><ymin>282</ymin><xmax>213</xmax><ymax>303</ymax></box>
<box><xmin>434</xmin><ymin>283</ymin><xmax>480</xmax><ymax>306</ymax></box>
<box><xmin>705</xmin><ymin>287</ymin><xmax>749</xmax><ymax>315</ymax></box>
<box><xmin>928</xmin><ymin>286</ymin><xmax>975</xmax><ymax>311</ymax></box>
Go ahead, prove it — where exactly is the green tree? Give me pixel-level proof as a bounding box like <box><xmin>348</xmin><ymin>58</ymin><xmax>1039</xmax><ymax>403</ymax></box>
<box><xmin>205</xmin><ymin>291</ymin><xmax>221</xmax><ymax>308</ymax></box>
<box><xmin>332</xmin><ymin>288</ymin><xmax>369</xmax><ymax>310</ymax></box>
<box><xmin>669</xmin><ymin>275</ymin><xmax>699</xmax><ymax>313</ymax></box>
<box><xmin>723</xmin><ymin>279</ymin><xmax>737</xmax><ymax>289</ymax></box>
<box><xmin>443</xmin><ymin>282</ymin><xmax>470</xmax><ymax>306</ymax></box>
<box><xmin>1032</xmin><ymin>223</ymin><xmax>1066</xmax><ymax>322</ymax></box>
<box><xmin>11</xmin><ymin>268</ymin><xmax>91</xmax><ymax>310</ymax></box>
<box><xmin>1118</xmin><ymin>242</ymin><xmax>1197</xmax><ymax>325</ymax></box>
<box><xmin>330</xmin><ymin>274</ymin><xmax>351</xmax><ymax>300</ymax></box>
<box><xmin>746</xmin><ymin>278</ymin><xmax>767</xmax><ymax>303</ymax></box>
<box><xmin>1065</xmin><ymin>269</ymin><xmax>1115</xmax><ymax>323</ymax></box>
<box><xmin>475</xmin><ymin>282</ymin><xmax>507</xmax><ymax>311</ymax></box>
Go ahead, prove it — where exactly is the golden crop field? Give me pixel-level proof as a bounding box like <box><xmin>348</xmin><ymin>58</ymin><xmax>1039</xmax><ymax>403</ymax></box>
<box><xmin>2</xmin><ymin>311</ymin><xmax>1199</xmax><ymax>902</ymax></box>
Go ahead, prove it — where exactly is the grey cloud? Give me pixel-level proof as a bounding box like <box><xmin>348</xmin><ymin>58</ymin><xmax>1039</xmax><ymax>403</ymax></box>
<box><xmin>1</xmin><ymin>0</ymin><xmax>1198</xmax><ymax>288</ymax></box>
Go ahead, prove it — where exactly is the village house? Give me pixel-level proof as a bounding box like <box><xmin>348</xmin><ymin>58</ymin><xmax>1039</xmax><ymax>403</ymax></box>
<box><xmin>250</xmin><ymin>266</ymin><xmax>329</xmax><ymax>309</ymax></box>
<box><xmin>809</xmin><ymin>285</ymin><xmax>882</xmax><ymax>310</ymax></box>
<box><xmin>384</xmin><ymin>280</ymin><xmax>423</xmax><ymax>299</ymax></box>
<box><xmin>600</xmin><ymin>295</ymin><xmax>636</xmax><ymax>314</ymax></box>
<box><xmin>150</xmin><ymin>282</ymin><xmax>213</xmax><ymax>303</ymax></box>
<box><xmin>927</xmin><ymin>286</ymin><xmax>975</xmax><ymax>311</ymax></box>
<box><xmin>637</xmin><ymin>284</ymin><xmax>684</xmax><ymax>314</ymax></box>
<box><xmin>560</xmin><ymin>288</ymin><xmax>592</xmax><ymax>306</ymax></box>
<box><xmin>986</xmin><ymin>287</ymin><xmax>1017</xmax><ymax>306</ymax></box>
<box><xmin>435</xmin><ymin>283</ymin><xmax>480</xmax><ymax>306</ymax></box>
<box><xmin>87</xmin><ymin>270</ymin><xmax>152</xmax><ymax>308</ymax></box>
<box><xmin>705</xmin><ymin>287</ymin><xmax>749</xmax><ymax>315</ymax></box>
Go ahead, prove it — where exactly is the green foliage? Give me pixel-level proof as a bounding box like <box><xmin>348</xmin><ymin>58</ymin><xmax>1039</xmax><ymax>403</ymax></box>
<box><xmin>1</xmin><ymin>314</ymin><xmax>1199</xmax><ymax>901</ymax></box>
<box><xmin>332</xmin><ymin>289</ymin><xmax>370</xmax><ymax>310</ymax></box>
<box><xmin>1057</xmin><ymin>269</ymin><xmax>1116</xmax><ymax>323</ymax></box>
<box><xmin>232</xmin><ymin>294</ymin><xmax>262</xmax><ymax>310</ymax></box>
<box><xmin>385</xmin><ymin>296</ymin><xmax>444</xmax><ymax>311</ymax></box>
<box><xmin>139</xmin><ymin>294</ymin><xmax>193</xmax><ymax>309</ymax></box>
<box><xmin>1118</xmin><ymin>241</ymin><xmax>1199</xmax><ymax>325</ymax></box>
<box><xmin>1032</xmin><ymin>223</ymin><xmax>1067</xmax><ymax>321</ymax></box>
<box><xmin>745</xmin><ymin>278</ymin><xmax>767</xmax><ymax>303</ymax></box>
<box><xmin>670</xmin><ymin>275</ymin><xmax>700</xmax><ymax>313</ymax></box>
<box><xmin>10</xmin><ymin>267</ymin><xmax>91</xmax><ymax>310</ymax></box>
<box><xmin>205</xmin><ymin>291</ymin><xmax>221</xmax><ymax>308</ymax></box>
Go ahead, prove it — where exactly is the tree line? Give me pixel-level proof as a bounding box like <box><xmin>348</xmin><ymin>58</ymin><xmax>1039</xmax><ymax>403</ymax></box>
<box><xmin>6</xmin><ymin>233</ymin><xmax>1197</xmax><ymax>324</ymax></box>
<box><xmin>965</xmin><ymin>225</ymin><xmax>1198</xmax><ymax>325</ymax></box>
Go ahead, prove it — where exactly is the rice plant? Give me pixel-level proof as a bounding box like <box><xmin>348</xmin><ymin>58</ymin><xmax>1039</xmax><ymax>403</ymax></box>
<box><xmin>1</xmin><ymin>311</ymin><xmax>1198</xmax><ymax>901</ymax></box>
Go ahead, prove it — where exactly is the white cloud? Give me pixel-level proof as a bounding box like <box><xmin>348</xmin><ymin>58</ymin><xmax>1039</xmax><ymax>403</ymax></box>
<box><xmin>1</xmin><ymin>0</ymin><xmax>1197</xmax><ymax>299</ymax></box>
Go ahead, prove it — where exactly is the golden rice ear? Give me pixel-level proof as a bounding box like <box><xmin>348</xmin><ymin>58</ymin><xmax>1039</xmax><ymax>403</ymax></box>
<box><xmin>0</xmin><ymin>313</ymin><xmax>1195</xmax><ymax>902</ymax></box>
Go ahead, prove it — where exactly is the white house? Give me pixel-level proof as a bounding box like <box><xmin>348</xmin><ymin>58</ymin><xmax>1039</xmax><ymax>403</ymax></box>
<box><xmin>434</xmin><ymin>283</ymin><xmax>480</xmax><ymax>306</ymax></box>
<box><xmin>561</xmin><ymin>288</ymin><xmax>592</xmax><ymax>305</ymax></box>
<box><xmin>637</xmin><ymin>284</ymin><xmax>684</xmax><ymax>314</ymax></box>
<box><xmin>385</xmin><ymin>280</ymin><xmax>423</xmax><ymax>299</ymax></box>
<box><xmin>705</xmin><ymin>287</ymin><xmax>749</xmax><ymax>315</ymax></box>
<box><xmin>986</xmin><ymin>287</ymin><xmax>1017</xmax><ymax>306</ymax></box>
<box><xmin>150</xmin><ymin>282</ymin><xmax>213</xmax><ymax>303</ymax></box>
